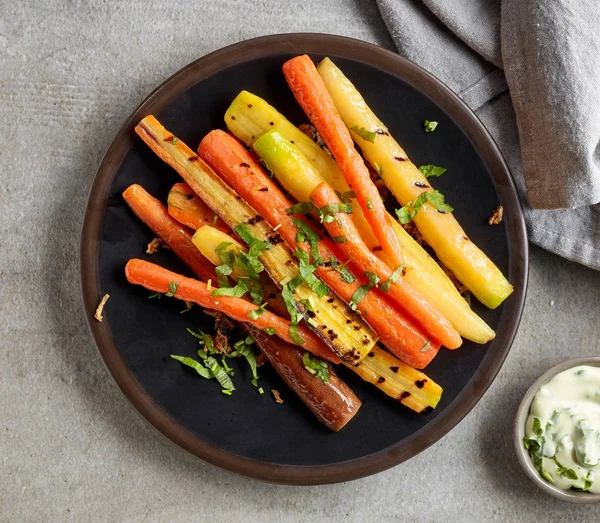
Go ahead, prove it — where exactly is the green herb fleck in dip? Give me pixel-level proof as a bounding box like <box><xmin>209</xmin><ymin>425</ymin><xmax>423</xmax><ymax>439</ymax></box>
<box><xmin>524</xmin><ymin>366</ymin><xmax>600</xmax><ymax>493</ymax></box>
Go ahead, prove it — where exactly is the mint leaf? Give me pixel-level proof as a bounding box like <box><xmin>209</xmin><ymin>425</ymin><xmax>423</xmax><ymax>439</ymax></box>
<box><xmin>302</xmin><ymin>351</ymin><xmax>330</xmax><ymax>384</ymax></box>
<box><xmin>419</xmin><ymin>164</ymin><xmax>447</xmax><ymax>178</ymax></box>
<box><xmin>165</xmin><ymin>281</ymin><xmax>179</xmax><ymax>297</ymax></box>
<box><xmin>286</xmin><ymin>201</ymin><xmax>315</xmax><ymax>215</ymax></box>
<box><xmin>424</xmin><ymin>120</ymin><xmax>438</xmax><ymax>133</ymax></box>
<box><xmin>248</xmin><ymin>303</ymin><xmax>267</xmax><ymax>320</ymax></box>
<box><xmin>350</xmin><ymin>125</ymin><xmax>376</xmax><ymax>143</ymax></box>
<box><xmin>292</xmin><ymin>217</ymin><xmax>323</xmax><ymax>265</ymax></box>
<box><xmin>395</xmin><ymin>190</ymin><xmax>453</xmax><ymax>224</ymax></box>
<box><xmin>380</xmin><ymin>265</ymin><xmax>405</xmax><ymax>293</ymax></box>
<box><xmin>349</xmin><ymin>271</ymin><xmax>380</xmax><ymax>310</ymax></box>
<box><xmin>170</xmin><ymin>354</ymin><xmax>213</xmax><ymax>379</ymax></box>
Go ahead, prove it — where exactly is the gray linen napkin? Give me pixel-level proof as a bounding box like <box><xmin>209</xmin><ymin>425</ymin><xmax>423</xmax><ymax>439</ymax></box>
<box><xmin>376</xmin><ymin>0</ymin><xmax>600</xmax><ymax>269</ymax></box>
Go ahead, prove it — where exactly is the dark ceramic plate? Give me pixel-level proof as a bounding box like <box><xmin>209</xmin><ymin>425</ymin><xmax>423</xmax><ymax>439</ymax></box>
<box><xmin>81</xmin><ymin>34</ymin><xmax>528</xmax><ymax>484</ymax></box>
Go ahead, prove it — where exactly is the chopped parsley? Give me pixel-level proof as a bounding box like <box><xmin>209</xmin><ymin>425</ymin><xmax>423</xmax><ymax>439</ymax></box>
<box><xmin>395</xmin><ymin>190</ymin><xmax>453</xmax><ymax>224</ymax></box>
<box><xmin>419</xmin><ymin>164</ymin><xmax>447</xmax><ymax>177</ymax></box>
<box><xmin>350</xmin><ymin>125</ymin><xmax>376</xmax><ymax>143</ymax></box>
<box><xmin>264</xmin><ymin>327</ymin><xmax>277</xmax><ymax>335</ymax></box>
<box><xmin>366</xmin><ymin>198</ymin><xmax>374</xmax><ymax>211</ymax></box>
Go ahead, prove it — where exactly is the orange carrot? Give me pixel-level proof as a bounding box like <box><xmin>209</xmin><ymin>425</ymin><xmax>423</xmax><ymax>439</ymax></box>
<box><xmin>167</xmin><ymin>182</ymin><xmax>229</xmax><ymax>232</ymax></box>
<box><xmin>198</xmin><ymin>130</ymin><xmax>439</xmax><ymax>368</ymax></box>
<box><xmin>282</xmin><ymin>55</ymin><xmax>405</xmax><ymax>270</ymax></box>
<box><xmin>122</xmin><ymin>184</ymin><xmax>217</xmax><ymax>282</ymax></box>
<box><xmin>311</xmin><ymin>182</ymin><xmax>462</xmax><ymax>350</ymax></box>
<box><xmin>125</xmin><ymin>259</ymin><xmax>341</xmax><ymax>364</ymax></box>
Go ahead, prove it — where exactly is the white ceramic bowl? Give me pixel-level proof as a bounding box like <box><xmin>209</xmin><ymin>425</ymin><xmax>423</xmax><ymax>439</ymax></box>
<box><xmin>514</xmin><ymin>357</ymin><xmax>600</xmax><ymax>503</ymax></box>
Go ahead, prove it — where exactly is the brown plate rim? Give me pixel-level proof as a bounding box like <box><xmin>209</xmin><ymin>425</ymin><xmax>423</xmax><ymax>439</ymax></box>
<box><xmin>80</xmin><ymin>33</ymin><xmax>529</xmax><ymax>485</ymax></box>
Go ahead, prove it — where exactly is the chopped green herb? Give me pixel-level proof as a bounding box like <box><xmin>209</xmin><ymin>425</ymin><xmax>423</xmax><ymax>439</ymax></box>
<box><xmin>170</xmin><ymin>354</ymin><xmax>213</xmax><ymax>379</ymax></box>
<box><xmin>172</xmin><ymin>137</ymin><xmax>179</xmax><ymax>144</ymax></box>
<box><xmin>230</xmin><ymin>337</ymin><xmax>260</xmax><ymax>389</ymax></box>
<box><xmin>395</xmin><ymin>190</ymin><xmax>453</xmax><ymax>224</ymax></box>
<box><xmin>420</xmin><ymin>339</ymin><xmax>432</xmax><ymax>353</ymax></box>
<box><xmin>212</xmin><ymin>215</ymin><xmax>219</xmax><ymax>227</ymax></box>
<box><xmin>350</xmin><ymin>125</ymin><xmax>376</xmax><ymax>143</ymax></box>
<box><xmin>286</xmin><ymin>201</ymin><xmax>315</xmax><ymax>215</ymax></box>
<box><xmin>148</xmin><ymin>292</ymin><xmax>162</xmax><ymax>299</ymax></box>
<box><xmin>333</xmin><ymin>236</ymin><xmax>348</xmax><ymax>244</ymax></box>
<box><xmin>424</xmin><ymin>120</ymin><xmax>438</xmax><ymax>133</ymax></box>
<box><xmin>339</xmin><ymin>190</ymin><xmax>357</xmax><ymax>204</ymax></box>
<box><xmin>248</xmin><ymin>302</ymin><xmax>267</xmax><ymax>320</ymax></box>
<box><xmin>318</xmin><ymin>203</ymin><xmax>353</xmax><ymax>223</ymax></box>
<box><xmin>374</xmin><ymin>163</ymin><xmax>384</xmax><ymax>178</ymax></box>
<box><xmin>179</xmin><ymin>303</ymin><xmax>193</xmax><ymax>314</ymax></box>
<box><xmin>366</xmin><ymin>198</ymin><xmax>374</xmax><ymax>211</ymax></box>
<box><xmin>264</xmin><ymin>327</ymin><xmax>277</xmax><ymax>335</ymax></box>
<box><xmin>289</xmin><ymin>323</ymin><xmax>305</xmax><ymax>345</ymax></box>
<box><xmin>292</xmin><ymin>217</ymin><xmax>323</xmax><ymax>265</ymax></box>
<box><xmin>380</xmin><ymin>265</ymin><xmax>405</xmax><ymax>293</ymax></box>
<box><xmin>234</xmin><ymin>224</ymin><xmax>271</xmax><ymax>252</ymax></box>
<box><xmin>186</xmin><ymin>327</ymin><xmax>205</xmax><ymax>341</ymax></box>
<box><xmin>419</xmin><ymin>164</ymin><xmax>447</xmax><ymax>178</ymax></box>
<box><xmin>164</xmin><ymin>281</ymin><xmax>179</xmax><ymax>297</ymax></box>
<box><xmin>202</xmin><ymin>356</ymin><xmax>235</xmax><ymax>391</ymax></box>
<box><xmin>221</xmin><ymin>357</ymin><xmax>234</xmax><ymax>376</ymax></box>
<box><xmin>334</xmin><ymin>260</ymin><xmax>356</xmax><ymax>283</ymax></box>
<box><xmin>532</xmin><ymin>417</ymin><xmax>543</xmax><ymax>437</ymax></box>
<box><xmin>303</xmin><ymin>352</ymin><xmax>330</xmax><ymax>384</ymax></box>
<box><xmin>211</xmin><ymin>279</ymin><xmax>249</xmax><ymax>298</ymax></box>
<box><xmin>295</xmin><ymin>248</ymin><xmax>329</xmax><ymax>297</ymax></box>
<box><xmin>349</xmin><ymin>271</ymin><xmax>380</xmax><ymax>310</ymax></box>
<box><xmin>222</xmin><ymin>389</ymin><xmax>233</xmax><ymax>395</ymax></box>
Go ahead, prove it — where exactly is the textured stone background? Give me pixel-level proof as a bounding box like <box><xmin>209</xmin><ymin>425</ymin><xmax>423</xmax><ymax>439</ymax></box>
<box><xmin>1</xmin><ymin>1</ymin><xmax>599</xmax><ymax>521</ymax></box>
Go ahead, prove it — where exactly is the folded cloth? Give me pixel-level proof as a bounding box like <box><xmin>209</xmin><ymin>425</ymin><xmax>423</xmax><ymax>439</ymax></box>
<box><xmin>376</xmin><ymin>0</ymin><xmax>600</xmax><ymax>269</ymax></box>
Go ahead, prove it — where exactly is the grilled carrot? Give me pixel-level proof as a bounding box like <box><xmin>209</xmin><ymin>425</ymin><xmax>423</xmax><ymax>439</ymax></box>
<box><xmin>225</xmin><ymin>91</ymin><xmax>495</xmax><ymax>343</ymax></box>
<box><xmin>317</xmin><ymin>57</ymin><xmax>513</xmax><ymax>309</ymax></box>
<box><xmin>247</xmin><ymin>326</ymin><xmax>361</xmax><ymax>431</ymax></box>
<box><xmin>198</xmin><ymin>129</ymin><xmax>439</xmax><ymax>368</ymax></box>
<box><xmin>282</xmin><ymin>55</ymin><xmax>404</xmax><ymax>269</ymax></box>
<box><xmin>311</xmin><ymin>182</ymin><xmax>462</xmax><ymax>350</ymax></box>
<box><xmin>191</xmin><ymin>225</ymin><xmax>289</xmax><ymax>318</ymax></box>
<box><xmin>135</xmin><ymin>115</ymin><xmax>377</xmax><ymax>363</ymax></box>
<box><xmin>167</xmin><ymin>182</ymin><xmax>229</xmax><ymax>232</ymax></box>
<box><xmin>122</xmin><ymin>184</ymin><xmax>217</xmax><ymax>282</ymax></box>
<box><xmin>125</xmin><ymin>259</ymin><xmax>340</xmax><ymax>363</ymax></box>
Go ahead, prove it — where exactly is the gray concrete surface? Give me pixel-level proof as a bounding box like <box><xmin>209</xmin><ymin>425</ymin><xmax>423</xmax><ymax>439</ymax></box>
<box><xmin>1</xmin><ymin>1</ymin><xmax>599</xmax><ymax>521</ymax></box>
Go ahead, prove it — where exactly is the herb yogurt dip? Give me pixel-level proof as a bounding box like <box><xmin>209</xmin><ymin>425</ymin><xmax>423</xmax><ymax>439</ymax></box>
<box><xmin>524</xmin><ymin>365</ymin><xmax>600</xmax><ymax>493</ymax></box>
